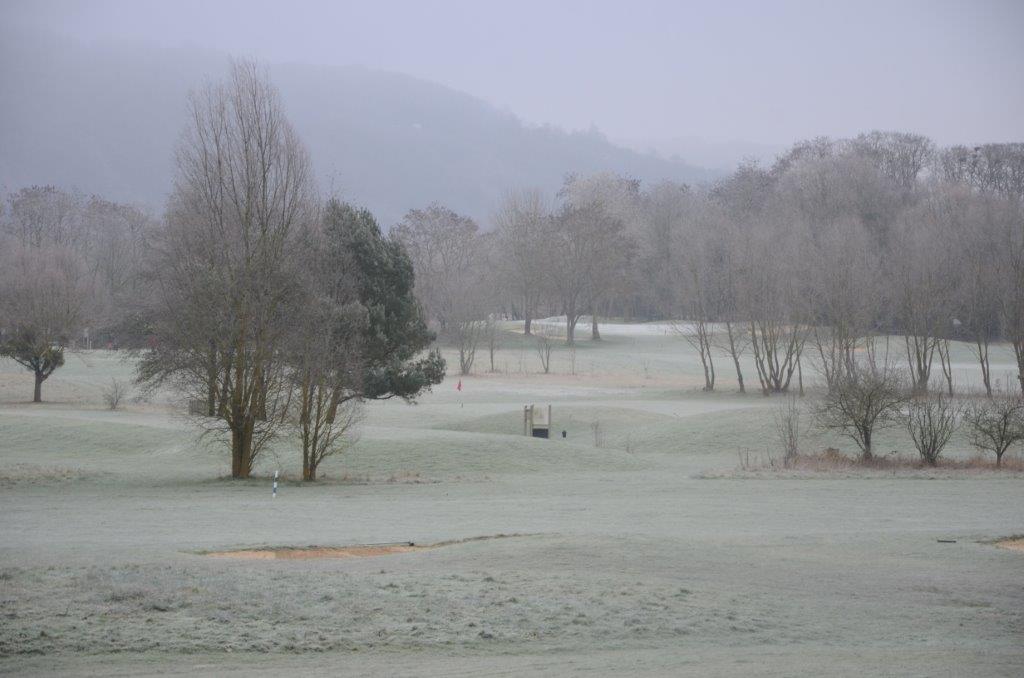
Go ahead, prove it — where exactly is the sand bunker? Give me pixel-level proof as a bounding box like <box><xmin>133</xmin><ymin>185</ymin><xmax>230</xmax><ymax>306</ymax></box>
<box><xmin>996</xmin><ymin>538</ymin><xmax>1024</xmax><ymax>553</ymax></box>
<box><xmin>204</xmin><ymin>534</ymin><xmax>528</xmax><ymax>560</ymax></box>
<box><xmin>206</xmin><ymin>542</ymin><xmax>422</xmax><ymax>559</ymax></box>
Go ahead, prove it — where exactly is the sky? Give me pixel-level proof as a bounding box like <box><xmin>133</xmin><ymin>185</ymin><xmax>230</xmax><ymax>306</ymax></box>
<box><xmin>5</xmin><ymin>0</ymin><xmax>1023</xmax><ymax>159</ymax></box>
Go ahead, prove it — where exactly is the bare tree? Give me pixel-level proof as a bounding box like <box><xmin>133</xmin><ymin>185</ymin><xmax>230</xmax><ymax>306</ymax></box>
<box><xmin>712</xmin><ymin>221</ymin><xmax>751</xmax><ymax>393</ymax></box>
<box><xmin>534</xmin><ymin>330</ymin><xmax>555</xmax><ymax>374</ymax></box>
<box><xmin>394</xmin><ymin>203</ymin><xmax>489</xmax><ymax>375</ymax></box>
<box><xmin>393</xmin><ymin>203</ymin><xmax>480</xmax><ymax>333</ymax></box>
<box><xmin>137</xmin><ymin>61</ymin><xmax>316</xmax><ymax>479</ymax></box>
<box><xmin>774</xmin><ymin>396</ymin><xmax>802</xmax><ymax>467</ymax></box>
<box><xmin>285</xmin><ymin>223</ymin><xmax>367</xmax><ymax>481</ymax></box>
<box><xmin>0</xmin><ymin>245</ymin><xmax>91</xmax><ymax>402</ymax></box>
<box><xmin>809</xmin><ymin>219</ymin><xmax>881</xmax><ymax>391</ymax></box>
<box><xmin>994</xmin><ymin>202</ymin><xmax>1024</xmax><ymax>396</ymax></box>
<box><xmin>953</xmin><ymin>190</ymin><xmax>1004</xmax><ymax>396</ymax></box>
<box><xmin>3</xmin><ymin>186</ymin><xmax>83</xmax><ymax>249</ymax></box>
<box><xmin>740</xmin><ymin>226</ymin><xmax>809</xmax><ymax>395</ymax></box>
<box><xmin>815</xmin><ymin>364</ymin><xmax>908</xmax><ymax>461</ymax></box>
<box><xmin>493</xmin><ymin>189</ymin><xmax>552</xmax><ymax>336</ymax></box>
<box><xmin>668</xmin><ymin>210</ymin><xmax>722</xmax><ymax>391</ymax></box>
<box><xmin>101</xmin><ymin>378</ymin><xmax>129</xmax><ymax>410</ymax></box>
<box><xmin>484</xmin><ymin>316</ymin><xmax>501</xmax><ymax>373</ymax></box>
<box><xmin>963</xmin><ymin>396</ymin><xmax>1024</xmax><ymax>467</ymax></box>
<box><xmin>553</xmin><ymin>176</ymin><xmax>636</xmax><ymax>342</ymax></box>
<box><xmin>560</xmin><ymin>173</ymin><xmax>642</xmax><ymax>339</ymax></box>
<box><xmin>853</xmin><ymin>131</ymin><xmax>935</xmax><ymax>193</ymax></box>
<box><xmin>547</xmin><ymin>202</ymin><xmax>606</xmax><ymax>344</ymax></box>
<box><xmin>903</xmin><ymin>394</ymin><xmax>961</xmax><ymax>466</ymax></box>
<box><xmin>890</xmin><ymin>193</ymin><xmax>956</xmax><ymax>394</ymax></box>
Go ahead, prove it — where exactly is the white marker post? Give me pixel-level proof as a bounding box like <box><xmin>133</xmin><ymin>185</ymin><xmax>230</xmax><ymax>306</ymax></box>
<box><xmin>272</xmin><ymin>470</ymin><xmax>278</xmax><ymax>499</ymax></box>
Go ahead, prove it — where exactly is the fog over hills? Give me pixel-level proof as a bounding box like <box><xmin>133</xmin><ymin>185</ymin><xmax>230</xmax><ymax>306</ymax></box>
<box><xmin>0</xmin><ymin>28</ymin><xmax>716</xmax><ymax>227</ymax></box>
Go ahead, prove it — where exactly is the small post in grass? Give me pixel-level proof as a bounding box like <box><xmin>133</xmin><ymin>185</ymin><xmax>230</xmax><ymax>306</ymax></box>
<box><xmin>272</xmin><ymin>470</ymin><xmax>278</xmax><ymax>499</ymax></box>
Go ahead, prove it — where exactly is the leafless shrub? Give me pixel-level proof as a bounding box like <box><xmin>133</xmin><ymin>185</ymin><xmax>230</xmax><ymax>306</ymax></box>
<box><xmin>815</xmin><ymin>364</ymin><xmax>909</xmax><ymax>461</ymax></box>
<box><xmin>535</xmin><ymin>332</ymin><xmax>554</xmax><ymax>374</ymax></box>
<box><xmin>102</xmin><ymin>378</ymin><xmax>128</xmax><ymax>410</ymax></box>
<box><xmin>903</xmin><ymin>394</ymin><xmax>962</xmax><ymax>465</ymax></box>
<box><xmin>773</xmin><ymin>396</ymin><xmax>802</xmax><ymax>467</ymax></box>
<box><xmin>963</xmin><ymin>395</ymin><xmax>1024</xmax><ymax>467</ymax></box>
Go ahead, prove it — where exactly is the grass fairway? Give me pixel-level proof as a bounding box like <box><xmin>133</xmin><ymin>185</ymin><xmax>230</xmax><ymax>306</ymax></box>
<box><xmin>1</xmin><ymin>326</ymin><xmax>1023</xmax><ymax>676</ymax></box>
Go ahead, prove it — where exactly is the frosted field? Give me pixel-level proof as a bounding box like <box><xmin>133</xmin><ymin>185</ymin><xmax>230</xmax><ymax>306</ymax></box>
<box><xmin>1</xmin><ymin>326</ymin><xmax>1023</xmax><ymax>676</ymax></box>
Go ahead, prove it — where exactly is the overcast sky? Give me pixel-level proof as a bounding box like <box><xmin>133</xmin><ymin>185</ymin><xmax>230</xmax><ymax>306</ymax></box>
<box><xmin>6</xmin><ymin>0</ymin><xmax>1023</xmax><ymax>153</ymax></box>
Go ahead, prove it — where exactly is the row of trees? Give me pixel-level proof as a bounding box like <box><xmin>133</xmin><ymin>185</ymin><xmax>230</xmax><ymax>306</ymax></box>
<box><xmin>813</xmin><ymin>363</ymin><xmax>1024</xmax><ymax>467</ymax></box>
<box><xmin>391</xmin><ymin>135</ymin><xmax>1023</xmax><ymax>395</ymax></box>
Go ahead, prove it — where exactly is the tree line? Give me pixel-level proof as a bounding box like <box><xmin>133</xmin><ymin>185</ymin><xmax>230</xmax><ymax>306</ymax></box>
<box><xmin>393</xmin><ymin>135</ymin><xmax>1023</xmax><ymax>399</ymax></box>
<box><xmin>2</xmin><ymin>62</ymin><xmax>1023</xmax><ymax>477</ymax></box>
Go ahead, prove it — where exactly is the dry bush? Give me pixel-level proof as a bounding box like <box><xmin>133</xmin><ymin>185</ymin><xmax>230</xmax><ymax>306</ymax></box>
<box><xmin>963</xmin><ymin>396</ymin><xmax>1024</xmax><ymax>467</ymax></box>
<box><xmin>101</xmin><ymin>378</ymin><xmax>129</xmax><ymax>410</ymax></box>
<box><xmin>773</xmin><ymin>396</ymin><xmax>802</xmax><ymax>467</ymax></box>
<box><xmin>903</xmin><ymin>394</ymin><xmax>961</xmax><ymax>465</ymax></box>
<box><xmin>729</xmin><ymin>447</ymin><xmax>1024</xmax><ymax>475</ymax></box>
<box><xmin>815</xmin><ymin>364</ymin><xmax>909</xmax><ymax>461</ymax></box>
<box><xmin>535</xmin><ymin>332</ymin><xmax>554</xmax><ymax>374</ymax></box>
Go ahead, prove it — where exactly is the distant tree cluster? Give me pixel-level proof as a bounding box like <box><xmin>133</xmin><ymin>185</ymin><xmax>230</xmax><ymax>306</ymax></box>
<box><xmin>403</xmin><ymin>134</ymin><xmax>1022</xmax><ymax>399</ymax></box>
<box><xmin>0</xmin><ymin>185</ymin><xmax>156</xmax><ymax>400</ymax></box>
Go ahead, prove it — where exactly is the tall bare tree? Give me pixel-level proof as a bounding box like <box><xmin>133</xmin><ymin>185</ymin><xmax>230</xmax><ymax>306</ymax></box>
<box><xmin>493</xmin><ymin>189</ymin><xmax>552</xmax><ymax>336</ymax></box>
<box><xmin>138</xmin><ymin>61</ymin><xmax>316</xmax><ymax>478</ymax></box>
<box><xmin>809</xmin><ymin>219</ymin><xmax>881</xmax><ymax>391</ymax></box>
<box><xmin>549</xmin><ymin>199</ymin><xmax>632</xmax><ymax>344</ymax></box>
<box><xmin>394</xmin><ymin>203</ymin><xmax>489</xmax><ymax>375</ymax></box>
<box><xmin>739</xmin><ymin>225</ymin><xmax>809</xmax><ymax>395</ymax></box>
<box><xmin>889</xmin><ymin>189</ymin><xmax>957</xmax><ymax>394</ymax></box>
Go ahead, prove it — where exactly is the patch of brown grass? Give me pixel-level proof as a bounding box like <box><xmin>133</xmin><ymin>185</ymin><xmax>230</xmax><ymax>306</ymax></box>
<box><xmin>711</xmin><ymin>447</ymin><xmax>1024</xmax><ymax>478</ymax></box>
<box><xmin>996</xmin><ymin>538</ymin><xmax>1024</xmax><ymax>554</ymax></box>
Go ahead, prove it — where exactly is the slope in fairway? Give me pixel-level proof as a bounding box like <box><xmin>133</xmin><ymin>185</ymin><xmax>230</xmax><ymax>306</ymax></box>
<box><xmin>1</xmin><ymin>328</ymin><xmax>1022</xmax><ymax>676</ymax></box>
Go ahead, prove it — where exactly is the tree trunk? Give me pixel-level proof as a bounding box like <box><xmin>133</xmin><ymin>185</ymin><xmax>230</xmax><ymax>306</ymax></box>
<box><xmin>230</xmin><ymin>421</ymin><xmax>254</xmax><ymax>479</ymax></box>
<box><xmin>937</xmin><ymin>340</ymin><xmax>954</xmax><ymax>396</ymax></box>
<box><xmin>797</xmin><ymin>355</ymin><xmax>804</xmax><ymax>397</ymax></box>
<box><xmin>975</xmin><ymin>336</ymin><xmax>992</xmax><ymax>397</ymax></box>
<box><xmin>1014</xmin><ymin>340</ymin><xmax>1024</xmax><ymax>396</ymax></box>
<box><xmin>725</xmin><ymin>322</ymin><xmax>745</xmax><ymax>393</ymax></box>
<box><xmin>231</xmin><ymin>429</ymin><xmax>243</xmax><ymax>478</ymax></box>
<box><xmin>591</xmin><ymin>307</ymin><xmax>601</xmax><ymax>341</ymax></box>
<box><xmin>206</xmin><ymin>342</ymin><xmax>218</xmax><ymax>416</ymax></box>
<box><xmin>524</xmin><ymin>314</ymin><xmax>532</xmax><ymax>336</ymax></box>
<box><xmin>33</xmin><ymin>370</ymin><xmax>44</xmax><ymax>403</ymax></box>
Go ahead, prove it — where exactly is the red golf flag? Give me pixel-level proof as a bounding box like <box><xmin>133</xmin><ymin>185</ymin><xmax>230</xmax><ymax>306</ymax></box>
<box><xmin>456</xmin><ymin>379</ymin><xmax>462</xmax><ymax>391</ymax></box>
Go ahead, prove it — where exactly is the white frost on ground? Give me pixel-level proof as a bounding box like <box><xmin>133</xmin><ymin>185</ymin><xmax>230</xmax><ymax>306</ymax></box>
<box><xmin>1</xmin><ymin>332</ymin><xmax>1023</xmax><ymax>676</ymax></box>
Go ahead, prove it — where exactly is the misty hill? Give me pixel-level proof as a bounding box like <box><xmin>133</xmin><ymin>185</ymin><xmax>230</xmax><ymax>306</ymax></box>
<box><xmin>0</xmin><ymin>29</ymin><xmax>715</xmax><ymax>227</ymax></box>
